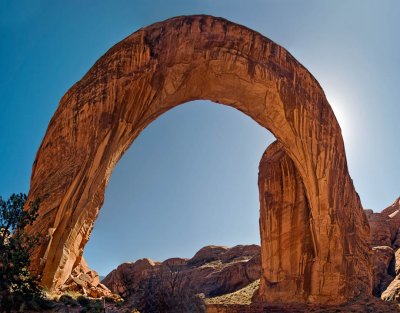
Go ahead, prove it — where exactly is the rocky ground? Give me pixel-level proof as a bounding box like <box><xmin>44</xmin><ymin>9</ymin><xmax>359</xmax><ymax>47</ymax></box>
<box><xmin>94</xmin><ymin>197</ymin><xmax>400</xmax><ymax>312</ymax></box>
<box><xmin>27</xmin><ymin>197</ymin><xmax>400</xmax><ymax>312</ymax></box>
<box><xmin>205</xmin><ymin>280</ymin><xmax>400</xmax><ymax>313</ymax></box>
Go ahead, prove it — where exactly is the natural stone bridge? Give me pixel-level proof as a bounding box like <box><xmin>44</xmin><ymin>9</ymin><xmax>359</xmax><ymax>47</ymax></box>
<box><xmin>26</xmin><ymin>15</ymin><xmax>372</xmax><ymax>304</ymax></box>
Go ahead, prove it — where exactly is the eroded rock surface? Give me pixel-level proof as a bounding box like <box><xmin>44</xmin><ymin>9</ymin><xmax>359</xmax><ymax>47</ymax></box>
<box><xmin>102</xmin><ymin>245</ymin><xmax>261</xmax><ymax>302</ymax></box>
<box><xmin>371</xmin><ymin>246</ymin><xmax>395</xmax><ymax>297</ymax></box>
<box><xmin>258</xmin><ymin>141</ymin><xmax>315</xmax><ymax>302</ymax></box>
<box><xmin>25</xmin><ymin>15</ymin><xmax>371</xmax><ymax>304</ymax></box>
<box><xmin>60</xmin><ymin>257</ymin><xmax>119</xmax><ymax>300</ymax></box>
<box><xmin>366</xmin><ymin>197</ymin><xmax>400</xmax><ymax>303</ymax></box>
<box><xmin>366</xmin><ymin>198</ymin><xmax>400</xmax><ymax>248</ymax></box>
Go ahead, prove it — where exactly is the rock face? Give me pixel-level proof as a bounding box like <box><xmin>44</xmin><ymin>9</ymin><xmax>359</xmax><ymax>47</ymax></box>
<box><xmin>258</xmin><ymin>141</ymin><xmax>371</xmax><ymax>304</ymax></box>
<box><xmin>371</xmin><ymin>246</ymin><xmax>395</xmax><ymax>297</ymax></box>
<box><xmin>25</xmin><ymin>15</ymin><xmax>371</xmax><ymax>304</ymax></box>
<box><xmin>365</xmin><ymin>209</ymin><xmax>394</xmax><ymax>247</ymax></box>
<box><xmin>102</xmin><ymin>245</ymin><xmax>261</xmax><ymax>301</ymax></box>
<box><xmin>366</xmin><ymin>197</ymin><xmax>400</xmax><ymax>302</ymax></box>
<box><xmin>366</xmin><ymin>198</ymin><xmax>400</xmax><ymax>248</ymax></box>
<box><xmin>258</xmin><ymin>141</ymin><xmax>315</xmax><ymax>302</ymax></box>
<box><xmin>60</xmin><ymin>257</ymin><xmax>119</xmax><ymax>300</ymax></box>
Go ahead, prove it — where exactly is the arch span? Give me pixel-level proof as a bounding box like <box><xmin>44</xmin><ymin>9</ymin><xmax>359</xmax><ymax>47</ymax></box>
<box><xmin>26</xmin><ymin>15</ymin><xmax>371</xmax><ymax>304</ymax></box>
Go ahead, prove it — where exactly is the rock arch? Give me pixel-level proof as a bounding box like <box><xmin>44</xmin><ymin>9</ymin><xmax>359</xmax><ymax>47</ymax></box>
<box><xmin>26</xmin><ymin>15</ymin><xmax>371</xmax><ymax>304</ymax></box>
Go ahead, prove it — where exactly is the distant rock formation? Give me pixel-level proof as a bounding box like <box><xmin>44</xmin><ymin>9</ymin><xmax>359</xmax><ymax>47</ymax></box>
<box><xmin>366</xmin><ymin>197</ymin><xmax>400</xmax><ymax>248</ymax></box>
<box><xmin>102</xmin><ymin>245</ymin><xmax>261</xmax><ymax>303</ymax></box>
<box><xmin>366</xmin><ymin>197</ymin><xmax>400</xmax><ymax>302</ymax></box>
<box><xmin>101</xmin><ymin>197</ymin><xmax>400</xmax><ymax>307</ymax></box>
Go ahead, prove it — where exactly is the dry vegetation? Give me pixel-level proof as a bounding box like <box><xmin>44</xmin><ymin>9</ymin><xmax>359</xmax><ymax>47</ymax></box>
<box><xmin>205</xmin><ymin>279</ymin><xmax>260</xmax><ymax>305</ymax></box>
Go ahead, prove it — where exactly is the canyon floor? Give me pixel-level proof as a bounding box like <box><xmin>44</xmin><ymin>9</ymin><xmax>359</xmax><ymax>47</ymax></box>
<box><xmin>53</xmin><ymin>197</ymin><xmax>400</xmax><ymax>312</ymax></box>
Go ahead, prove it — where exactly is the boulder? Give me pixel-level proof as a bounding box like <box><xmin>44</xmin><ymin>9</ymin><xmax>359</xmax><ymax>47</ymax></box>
<box><xmin>61</xmin><ymin>257</ymin><xmax>120</xmax><ymax>300</ymax></box>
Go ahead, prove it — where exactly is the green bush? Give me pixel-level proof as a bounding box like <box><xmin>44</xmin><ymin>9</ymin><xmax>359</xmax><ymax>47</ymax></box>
<box><xmin>0</xmin><ymin>193</ymin><xmax>42</xmax><ymax>312</ymax></box>
<box><xmin>77</xmin><ymin>295</ymin><xmax>91</xmax><ymax>307</ymax></box>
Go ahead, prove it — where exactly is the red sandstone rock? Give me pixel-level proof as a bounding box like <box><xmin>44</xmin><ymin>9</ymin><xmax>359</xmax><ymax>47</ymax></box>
<box><xmin>366</xmin><ymin>211</ymin><xmax>393</xmax><ymax>246</ymax></box>
<box><xmin>102</xmin><ymin>258</ymin><xmax>157</xmax><ymax>297</ymax></box>
<box><xmin>188</xmin><ymin>246</ymin><xmax>230</xmax><ymax>266</ymax></box>
<box><xmin>363</xmin><ymin>198</ymin><xmax>400</xmax><ymax>303</ymax></box>
<box><xmin>61</xmin><ymin>257</ymin><xmax>119</xmax><ymax>300</ymax></box>
<box><xmin>25</xmin><ymin>15</ymin><xmax>371</xmax><ymax>304</ymax></box>
<box><xmin>366</xmin><ymin>198</ymin><xmax>400</xmax><ymax>247</ymax></box>
<box><xmin>102</xmin><ymin>245</ymin><xmax>261</xmax><ymax>301</ymax></box>
<box><xmin>371</xmin><ymin>246</ymin><xmax>395</xmax><ymax>296</ymax></box>
<box><xmin>258</xmin><ymin>141</ymin><xmax>316</xmax><ymax>303</ymax></box>
<box><xmin>258</xmin><ymin>141</ymin><xmax>371</xmax><ymax>304</ymax></box>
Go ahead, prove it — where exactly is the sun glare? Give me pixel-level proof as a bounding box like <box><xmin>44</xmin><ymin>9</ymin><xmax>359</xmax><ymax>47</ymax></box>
<box><xmin>326</xmin><ymin>95</ymin><xmax>352</xmax><ymax>147</ymax></box>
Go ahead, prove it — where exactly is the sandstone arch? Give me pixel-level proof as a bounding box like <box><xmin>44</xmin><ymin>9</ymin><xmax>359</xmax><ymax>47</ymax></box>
<box><xmin>26</xmin><ymin>15</ymin><xmax>372</xmax><ymax>304</ymax></box>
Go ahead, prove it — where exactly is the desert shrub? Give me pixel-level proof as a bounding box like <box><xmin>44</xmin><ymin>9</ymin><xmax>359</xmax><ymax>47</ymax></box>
<box><xmin>77</xmin><ymin>296</ymin><xmax>105</xmax><ymax>313</ymax></box>
<box><xmin>0</xmin><ymin>193</ymin><xmax>43</xmax><ymax>312</ymax></box>
<box><xmin>77</xmin><ymin>295</ymin><xmax>92</xmax><ymax>307</ymax></box>
<box><xmin>60</xmin><ymin>294</ymin><xmax>79</xmax><ymax>306</ymax></box>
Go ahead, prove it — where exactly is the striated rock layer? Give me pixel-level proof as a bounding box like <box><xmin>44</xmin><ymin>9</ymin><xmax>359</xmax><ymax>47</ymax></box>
<box><xmin>102</xmin><ymin>245</ymin><xmax>261</xmax><ymax>301</ymax></box>
<box><xmin>258</xmin><ymin>141</ymin><xmax>315</xmax><ymax>302</ymax></box>
<box><xmin>25</xmin><ymin>15</ymin><xmax>371</xmax><ymax>304</ymax></box>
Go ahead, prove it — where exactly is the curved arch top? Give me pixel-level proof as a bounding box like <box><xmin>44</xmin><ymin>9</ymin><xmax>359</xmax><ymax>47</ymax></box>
<box><xmin>26</xmin><ymin>15</ymin><xmax>371</xmax><ymax>304</ymax></box>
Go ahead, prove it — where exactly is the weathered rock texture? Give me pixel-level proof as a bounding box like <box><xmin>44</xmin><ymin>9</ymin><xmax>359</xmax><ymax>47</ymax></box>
<box><xmin>206</xmin><ymin>298</ymin><xmax>400</xmax><ymax>313</ymax></box>
<box><xmin>258</xmin><ymin>141</ymin><xmax>315</xmax><ymax>302</ymax></box>
<box><xmin>365</xmin><ymin>197</ymin><xmax>400</xmax><ymax>302</ymax></box>
<box><xmin>25</xmin><ymin>15</ymin><xmax>371</xmax><ymax>304</ymax></box>
<box><xmin>102</xmin><ymin>245</ymin><xmax>261</xmax><ymax>302</ymax></box>
<box><xmin>60</xmin><ymin>257</ymin><xmax>119</xmax><ymax>300</ymax></box>
<box><xmin>366</xmin><ymin>198</ymin><xmax>400</xmax><ymax>248</ymax></box>
<box><xmin>371</xmin><ymin>246</ymin><xmax>395</xmax><ymax>297</ymax></box>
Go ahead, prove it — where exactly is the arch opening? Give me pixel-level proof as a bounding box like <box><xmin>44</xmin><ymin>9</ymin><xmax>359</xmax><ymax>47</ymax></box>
<box><xmin>26</xmin><ymin>15</ymin><xmax>371</xmax><ymax>304</ymax></box>
<box><xmin>83</xmin><ymin>100</ymin><xmax>272</xmax><ymax>275</ymax></box>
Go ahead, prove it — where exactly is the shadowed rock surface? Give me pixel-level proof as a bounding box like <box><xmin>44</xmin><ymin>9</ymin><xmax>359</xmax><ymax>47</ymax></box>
<box><xmin>367</xmin><ymin>197</ymin><xmax>400</xmax><ymax>304</ymax></box>
<box><xmin>102</xmin><ymin>245</ymin><xmax>261</xmax><ymax>301</ymax></box>
<box><xmin>258</xmin><ymin>141</ymin><xmax>316</xmax><ymax>303</ymax></box>
<box><xmin>371</xmin><ymin>246</ymin><xmax>395</xmax><ymax>297</ymax></box>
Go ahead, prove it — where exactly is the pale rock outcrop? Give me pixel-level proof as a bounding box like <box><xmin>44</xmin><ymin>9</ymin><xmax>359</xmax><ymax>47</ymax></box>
<box><xmin>382</xmin><ymin>278</ymin><xmax>400</xmax><ymax>303</ymax></box>
<box><xmin>395</xmin><ymin>249</ymin><xmax>400</xmax><ymax>276</ymax></box>
<box><xmin>61</xmin><ymin>257</ymin><xmax>120</xmax><ymax>300</ymax></box>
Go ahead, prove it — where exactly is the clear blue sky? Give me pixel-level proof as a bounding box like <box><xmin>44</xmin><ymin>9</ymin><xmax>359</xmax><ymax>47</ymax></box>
<box><xmin>1</xmin><ymin>0</ymin><xmax>399</xmax><ymax>275</ymax></box>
